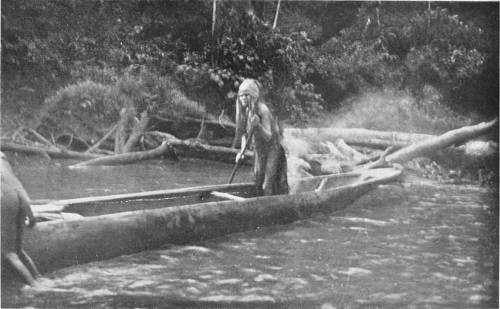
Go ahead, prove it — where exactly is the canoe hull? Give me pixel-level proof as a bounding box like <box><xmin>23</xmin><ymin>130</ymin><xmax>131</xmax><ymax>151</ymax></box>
<box><xmin>21</xmin><ymin>168</ymin><xmax>401</xmax><ymax>275</ymax></box>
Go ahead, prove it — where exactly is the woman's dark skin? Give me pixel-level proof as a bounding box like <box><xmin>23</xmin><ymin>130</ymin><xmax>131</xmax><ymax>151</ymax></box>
<box><xmin>235</xmin><ymin>79</ymin><xmax>288</xmax><ymax>196</ymax></box>
<box><xmin>1</xmin><ymin>152</ymin><xmax>40</xmax><ymax>286</ymax></box>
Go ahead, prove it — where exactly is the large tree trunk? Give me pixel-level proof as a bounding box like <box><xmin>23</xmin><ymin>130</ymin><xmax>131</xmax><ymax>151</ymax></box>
<box><xmin>309</xmin><ymin>119</ymin><xmax>498</xmax><ymax>174</ymax></box>
<box><xmin>384</xmin><ymin>118</ymin><xmax>498</xmax><ymax>164</ymax></box>
<box><xmin>69</xmin><ymin>141</ymin><xmax>173</xmax><ymax>168</ymax></box>
<box><xmin>147</xmin><ymin>131</ymin><xmax>253</xmax><ymax>165</ymax></box>
<box><xmin>151</xmin><ymin>115</ymin><xmax>235</xmax><ymax>141</ymax></box>
<box><xmin>284</xmin><ymin>127</ymin><xmax>434</xmax><ymax>149</ymax></box>
<box><xmin>69</xmin><ymin>132</ymin><xmax>253</xmax><ymax>168</ymax></box>
<box><xmin>172</xmin><ymin>139</ymin><xmax>252</xmax><ymax>164</ymax></box>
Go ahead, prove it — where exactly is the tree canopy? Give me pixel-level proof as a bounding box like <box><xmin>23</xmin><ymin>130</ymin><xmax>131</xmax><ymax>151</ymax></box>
<box><xmin>1</xmin><ymin>0</ymin><xmax>498</xmax><ymax>126</ymax></box>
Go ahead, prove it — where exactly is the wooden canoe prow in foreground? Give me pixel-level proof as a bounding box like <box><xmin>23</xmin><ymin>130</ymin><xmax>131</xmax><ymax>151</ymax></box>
<box><xmin>24</xmin><ymin>167</ymin><xmax>402</xmax><ymax>275</ymax></box>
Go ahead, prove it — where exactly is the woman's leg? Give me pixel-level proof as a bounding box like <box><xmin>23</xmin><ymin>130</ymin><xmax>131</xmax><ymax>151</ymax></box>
<box><xmin>4</xmin><ymin>252</ymin><xmax>37</xmax><ymax>286</ymax></box>
<box><xmin>262</xmin><ymin>144</ymin><xmax>283</xmax><ymax>196</ymax></box>
<box><xmin>277</xmin><ymin>146</ymin><xmax>289</xmax><ymax>194</ymax></box>
<box><xmin>253</xmin><ymin>151</ymin><xmax>266</xmax><ymax>196</ymax></box>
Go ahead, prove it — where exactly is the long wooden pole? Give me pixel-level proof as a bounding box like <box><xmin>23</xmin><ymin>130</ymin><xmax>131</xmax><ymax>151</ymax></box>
<box><xmin>228</xmin><ymin>127</ymin><xmax>255</xmax><ymax>184</ymax></box>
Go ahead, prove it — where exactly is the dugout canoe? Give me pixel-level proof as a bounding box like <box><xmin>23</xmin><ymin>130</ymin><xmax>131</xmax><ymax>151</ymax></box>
<box><xmin>24</xmin><ymin>167</ymin><xmax>402</xmax><ymax>275</ymax></box>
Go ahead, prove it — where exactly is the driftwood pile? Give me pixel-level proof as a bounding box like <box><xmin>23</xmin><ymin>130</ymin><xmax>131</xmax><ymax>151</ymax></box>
<box><xmin>1</xmin><ymin>114</ymin><xmax>497</xmax><ymax>181</ymax></box>
<box><xmin>0</xmin><ymin>115</ymin><xmax>253</xmax><ymax>168</ymax></box>
<box><xmin>284</xmin><ymin>118</ymin><xmax>498</xmax><ymax>180</ymax></box>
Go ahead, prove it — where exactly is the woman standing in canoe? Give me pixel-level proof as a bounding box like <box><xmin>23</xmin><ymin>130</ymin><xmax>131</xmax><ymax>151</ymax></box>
<box><xmin>233</xmin><ymin>78</ymin><xmax>288</xmax><ymax>196</ymax></box>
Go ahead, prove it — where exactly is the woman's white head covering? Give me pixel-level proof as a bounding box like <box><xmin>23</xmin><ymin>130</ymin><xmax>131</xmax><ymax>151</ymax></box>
<box><xmin>238</xmin><ymin>79</ymin><xmax>260</xmax><ymax>99</ymax></box>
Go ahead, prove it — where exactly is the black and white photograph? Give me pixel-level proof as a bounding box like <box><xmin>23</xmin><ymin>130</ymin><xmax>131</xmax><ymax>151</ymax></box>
<box><xmin>1</xmin><ymin>1</ymin><xmax>498</xmax><ymax>308</ymax></box>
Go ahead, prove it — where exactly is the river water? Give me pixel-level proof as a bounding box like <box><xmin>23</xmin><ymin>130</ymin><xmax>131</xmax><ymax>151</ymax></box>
<box><xmin>2</xmin><ymin>155</ymin><xmax>498</xmax><ymax>308</ymax></box>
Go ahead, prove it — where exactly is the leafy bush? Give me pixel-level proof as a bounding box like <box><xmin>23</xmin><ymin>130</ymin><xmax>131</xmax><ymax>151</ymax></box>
<box><xmin>118</xmin><ymin>66</ymin><xmax>206</xmax><ymax>118</ymax></box>
<box><xmin>40</xmin><ymin>65</ymin><xmax>206</xmax><ymax>140</ymax></box>
<box><xmin>40</xmin><ymin>80</ymin><xmax>125</xmax><ymax>140</ymax></box>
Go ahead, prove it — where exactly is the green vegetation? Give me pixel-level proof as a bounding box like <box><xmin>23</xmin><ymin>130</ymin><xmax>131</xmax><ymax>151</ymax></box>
<box><xmin>1</xmin><ymin>1</ymin><xmax>498</xmax><ymax>131</ymax></box>
<box><xmin>39</xmin><ymin>66</ymin><xmax>206</xmax><ymax>141</ymax></box>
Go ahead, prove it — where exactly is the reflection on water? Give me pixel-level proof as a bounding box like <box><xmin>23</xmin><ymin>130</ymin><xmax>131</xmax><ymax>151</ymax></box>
<box><xmin>2</xmin><ymin>156</ymin><xmax>498</xmax><ymax>308</ymax></box>
<box><xmin>10</xmin><ymin>155</ymin><xmax>253</xmax><ymax>199</ymax></box>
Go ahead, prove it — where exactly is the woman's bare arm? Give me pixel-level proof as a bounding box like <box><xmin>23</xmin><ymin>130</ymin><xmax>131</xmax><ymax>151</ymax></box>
<box><xmin>253</xmin><ymin>104</ymin><xmax>273</xmax><ymax>142</ymax></box>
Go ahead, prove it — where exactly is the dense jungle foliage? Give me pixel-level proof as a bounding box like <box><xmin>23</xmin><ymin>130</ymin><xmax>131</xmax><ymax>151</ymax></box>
<box><xmin>1</xmin><ymin>0</ymin><xmax>498</xmax><ymax>132</ymax></box>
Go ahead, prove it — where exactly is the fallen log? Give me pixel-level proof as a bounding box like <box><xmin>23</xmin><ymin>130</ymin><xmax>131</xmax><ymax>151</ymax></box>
<box><xmin>69</xmin><ymin>141</ymin><xmax>173</xmax><ymax>168</ymax></box>
<box><xmin>152</xmin><ymin>114</ymin><xmax>236</xmax><ymax>129</ymax></box>
<box><xmin>287</xmin><ymin>156</ymin><xmax>315</xmax><ymax>179</ymax></box>
<box><xmin>146</xmin><ymin>131</ymin><xmax>180</xmax><ymax>142</ymax></box>
<box><xmin>86</xmin><ymin>124</ymin><xmax>117</xmax><ymax>153</ymax></box>
<box><xmin>54</xmin><ymin>133</ymin><xmax>90</xmax><ymax>151</ymax></box>
<box><xmin>151</xmin><ymin>114</ymin><xmax>235</xmax><ymax>140</ymax></box>
<box><xmin>11</xmin><ymin>126</ymin><xmax>26</xmax><ymax>141</ymax></box>
<box><xmin>313</xmin><ymin>119</ymin><xmax>498</xmax><ymax>174</ymax></box>
<box><xmin>170</xmin><ymin>139</ymin><xmax>253</xmax><ymax>164</ymax></box>
<box><xmin>385</xmin><ymin>118</ymin><xmax>498</xmax><ymax>164</ymax></box>
<box><xmin>332</xmin><ymin>139</ymin><xmax>367</xmax><ymax>162</ymax></box>
<box><xmin>294</xmin><ymin>138</ymin><xmax>370</xmax><ymax>176</ymax></box>
<box><xmin>69</xmin><ymin>131</ymin><xmax>253</xmax><ymax>168</ymax></box>
<box><xmin>284</xmin><ymin>127</ymin><xmax>434</xmax><ymax>149</ymax></box>
<box><xmin>123</xmin><ymin>110</ymin><xmax>150</xmax><ymax>153</ymax></box>
<box><xmin>115</xmin><ymin>107</ymin><xmax>135</xmax><ymax>154</ymax></box>
<box><xmin>28</xmin><ymin>128</ymin><xmax>55</xmax><ymax>148</ymax></box>
<box><xmin>147</xmin><ymin>131</ymin><xmax>253</xmax><ymax>165</ymax></box>
<box><xmin>209</xmin><ymin>137</ymin><xmax>234</xmax><ymax>148</ymax></box>
<box><xmin>0</xmin><ymin>141</ymin><xmax>102</xmax><ymax>160</ymax></box>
